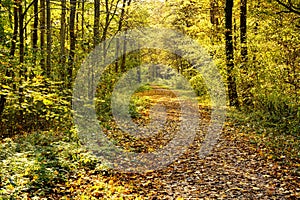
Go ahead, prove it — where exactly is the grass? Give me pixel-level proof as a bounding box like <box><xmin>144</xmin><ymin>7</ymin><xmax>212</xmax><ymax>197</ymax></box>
<box><xmin>228</xmin><ymin>108</ymin><xmax>300</xmax><ymax>174</ymax></box>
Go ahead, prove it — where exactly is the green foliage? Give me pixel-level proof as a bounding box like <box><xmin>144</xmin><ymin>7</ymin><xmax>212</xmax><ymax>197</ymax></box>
<box><xmin>1</xmin><ymin>75</ymin><xmax>72</xmax><ymax>137</ymax></box>
<box><xmin>0</xmin><ymin>131</ymin><xmax>108</xmax><ymax>199</ymax></box>
<box><xmin>189</xmin><ymin>74</ymin><xmax>208</xmax><ymax>96</ymax></box>
<box><xmin>95</xmin><ymin>71</ymin><xmax>119</xmax><ymax>122</ymax></box>
<box><xmin>95</xmin><ymin>70</ymin><xmax>151</xmax><ymax>122</ymax></box>
<box><xmin>229</xmin><ymin>108</ymin><xmax>300</xmax><ymax>163</ymax></box>
<box><xmin>129</xmin><ymin>95</ymin><xmax>151</xmax><ymax>119</ymax></box>
<box><xmin>252</xmin><ymin>92</ymin><xmax>300</xmax><ymax>136</ymax></box>
<box><xmin>134</xmin><ymin>84</ymin><xmax>152</xmax><ymax>93</ymax></box>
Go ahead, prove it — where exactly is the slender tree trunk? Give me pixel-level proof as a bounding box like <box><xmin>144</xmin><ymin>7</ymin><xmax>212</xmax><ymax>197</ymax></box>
<box><xmin>115</xmin><ymin>39</ymin><xmax>119</xmax><ymax>73</ymax></box>
<box><xmin>100</xmin><ymin>0</ymin><xmax>111</xmax><ymax>61</ymax></box>
<box><xmin>19</xmin><ymin>3</ymin><xmax>24</xmax><ymax>68</ymax></box>
<box><xmin>32</xmin><ymin>0</ymin><xmax>38</xmax><ymax>65</ymax></box>
<box><xmin>89</xmin><ymin>0</ymin><xmax>99</xmax><ymax>100</ymax></box>
<box><xmin>46</xmin><ymin>0</ymin><xmax>51</xmax><ymax>77</ymax></box>
<box><xmin>19</xmin><ymin>4</ymin><xmax>24</xmax><ymax>64</ymax></box>
<box><xmin>10</xmin><ymin>1</ymin><xmax>18</xmax><ymax>57</ymax></box>
<box><xmin>120</xmin><ymin>0</ymin><xmax>131</xmax><ymax>73</ymax></box>
<box><xmin>93</xmin><ymin>0</ymin><xmax>100</xmax><ymax>47</ymax></box>
<box><xmin>0</xmin><ymin>90</ymin><xmax>6</xmax><ymax>117</ymax></box>
<box><xmin>76</xmin><ymin>1</ymin><xmax>80</xmax><ymax>33</ymax></box>
<box><xmin>40</xmin><ymin>0</ymin><xmax>46</xmax><ymax>74</ymax></box>
<box><xmin>240</xmin><ymin>0</ymin><xmax>252</xmax><ymax>107</ymax></box>
<box><xmin>120</xmin><ymin>34</ymin><xmax>127</xmax><ymax>72</ymax></box>
<box><xmin>225</xmin><ymin>0</ymin><xmax>239</xmax><ymax>108</ymax></box>
<box><xmin>60</xmin><ymin>0</ymin><xmax>66</xmax><ymax>81</ymax></box>
<box><xmin>210</xmin><ymin>0</ymin><xmax>221</xmax><ymax>44</ymax></box>
<box><xmin>68</xmin><ymin>0</ymin><xmax>76</xmax><ymax>90</ymax></box>
<box><xmin>115</xmin><ymin>0</ymin><xmax>126</xmax><ymax>72</ymax></box>
<box><xmin>253</xmin><ymin>0</ymin><xmax>260</xmax><ymax>82</ymax></box>
<box><xmin>81</xmin><ymin>0</ymin><xmax>84</xmax><ymax>39</ymax></box>
<box><xmin>240</xmin><ymin>0</ymin><xmax>247</xmax><ymax>59</ymax></box>
<box><xmin>210</xmin><ymin>0</ymin><xmax>217</xmax><ymax>25</ymax></box>
<box><xmin>24</xmin><ymin>0</ymin><xmax>27</xmax><ymax>40</ymax></box>
<box><xmin>19</xmin><ymin>2</ymin><xmax>25</xmax><ymax>121</ymax></box>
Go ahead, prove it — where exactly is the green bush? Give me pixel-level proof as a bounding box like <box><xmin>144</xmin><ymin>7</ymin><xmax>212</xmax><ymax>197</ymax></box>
<box><xmin>189</xmin><ymin>74</ymin><xmax>208</xmax><ymax>96</ymax></box>
<box><xmin>0</xmin><ymin>76</ymin><xmax>72</xmax><ymax>137</ymax></box>
<box><xmin>0</xmin><ymin>131</ymin><xmax>104</xmax><ymax>199</ymax></box>
<box><xmin>253</xmin><ymin>92</ymin><xmax>299</xmax><ymax>136</ymax></box>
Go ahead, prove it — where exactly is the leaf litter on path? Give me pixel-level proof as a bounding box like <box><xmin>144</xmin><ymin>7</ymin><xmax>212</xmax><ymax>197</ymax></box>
<box><xmin>88</xmin><ymin>88</ymin><xmax>300</xmax><ymax>199</ymax></box>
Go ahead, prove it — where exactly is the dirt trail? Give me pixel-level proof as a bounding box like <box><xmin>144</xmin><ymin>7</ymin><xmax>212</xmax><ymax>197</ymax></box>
<box><xmin>102</xmin><ymin>88</ymin><xmax>299</xmax><ymax>199</ymax></box>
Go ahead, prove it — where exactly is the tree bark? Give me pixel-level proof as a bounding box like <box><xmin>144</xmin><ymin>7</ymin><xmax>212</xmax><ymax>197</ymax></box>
<box><xmin>210</xmin><ymin>0</ymin><xmax>219</xmax><ymax>26</ymax></box>
<box><xmin>10</xmin><ymin>0</ymin><xmax>18</xmax><ymax>57</ymax></box>
<box><xmin>68</xmin><ymin>0</ymin><xmax>76</xmax><ymax>89</ymax></box>
<box><xmin>19</xmin><ymin>2</ymin><xmax>25</xmax><ymax>121</ymax></box>
<box><xmin>46</xmin><ymin>0</ymin><xmax>51</xmax><ymax>77</ymax></box>
<box><xmin>32</xmin><ymin>0</ymin><xmax>38</xmax><ymax>64</ymax></box>
<box><xmin>40</xmin><ymin>0</ymin><xmax>46</xmax><ymax>74</ymax></box>
<box><xmin>93</xmin><ymin>0</ymin><xmax>100</xmax><ymax>47</ymax></box>
<box><xmin>240</xmin><ymin>0</ymin><xmax>252</xmax><ymax>107</ymax></box>
<box><xmin>225</xmin><ymin>0</ymin><xmax>239</xmax><ymax>108</ymax></box>
<box><xmin>81</xmin><ymin>0</ymin><xmax>84</xmax><ymax>39</ymax></box>
<box><xmin>60</xmin><ymin>0</ymin><xmax>66</xmax><ymax>81</ymax></box>
<box><xmin>120</xmin><ymin>0</ymin><xmax>131</xmax><ymax>73</ymax></box>
<box><xmin>115</xmin><ymin>0</ymin><xmax>127</xmax><ymax>72</ymax></box>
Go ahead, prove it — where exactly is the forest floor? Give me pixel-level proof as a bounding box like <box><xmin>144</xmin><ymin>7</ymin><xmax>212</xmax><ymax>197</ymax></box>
<box><xmin>0</xmin><ymin>87</ymin><xmax>299</xmax><ymax>199</ymax></box>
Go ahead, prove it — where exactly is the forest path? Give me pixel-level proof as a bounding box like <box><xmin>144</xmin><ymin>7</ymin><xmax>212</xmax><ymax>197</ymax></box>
<box><xmin>98</xmin><ymin>87</ymin><xmax>299</xmax><ymax>199</ymax></box>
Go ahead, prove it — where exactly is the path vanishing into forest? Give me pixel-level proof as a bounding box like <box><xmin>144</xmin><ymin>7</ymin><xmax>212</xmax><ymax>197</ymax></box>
<box><xmin>78</xmin><ymin>87</ymin><xmax>299</xmax><ymax>199</ymax></box>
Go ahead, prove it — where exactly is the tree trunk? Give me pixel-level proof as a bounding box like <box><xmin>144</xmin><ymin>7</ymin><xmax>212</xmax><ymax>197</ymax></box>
<box><xmin>60</xmin><ymin>0</ymin><xmax>66</xmax><ymax>81</ymax></box>
<box><xmin>225</xmin><ymin>0</ymin><xmax>239</xmax><ymax>108</ymax></box>
<box><xmin>115</xmin><ymin>0</ymin><xmax>127</xmax><ymax>72</ymax></box>
<box><xmin>46</xmin><ymin>0</ymin><xmax>51</xmax><ymax>77</ymax></box>
<box><xmin>240</xmin><ymin>0</ymin><xmax>252</xmax><ymax>107</ymax></box>
<box><xmin>81</xmin><ymin>0</ymin><xmax>84</xmax><ymax>39</ymax></box>
<box><xmin>68</xmin><ymin>0</ymin><xmax>76</xmax><ymax>90</ymax></box>
<box><xmin>19</xmin><ymin>2</ymin><xmax>25</xmax><ymax>121</ymax></box>
<box><xmin>40</xmin><ymin>0</ymin><xmax>46</xmax><ymax>74</ymax></box>
<box><xmin>24</xmin><ymin>0</ymin><xmax>27</xmax><ymax>40</ymax></box>
<box><xmin>120</xmin><ymin>0</ymin><xmax>131</xmax><ymax>73</ymax></box>
<box><xmin>32</xmin><ymin>0</ymin><xmax>38</xmax><ymax>65</ymax></box>
<box><xmin>76</xmin><ymin>1</ymin><xmax>80</xmax><ymax>33</ymax></box>
<box><xmin>240</xmin><ymin>0</ymin><xmax>247</xmax><ymax>57</ymax></box>
<box><xmin>101</xmin><ymin>0</ymin><xmax>109</xmax><ymax>60</ymax></box>
<box><xmin>93</xmin><ymin>0</ymin><xmax>100</xmax><ymax>47</ymax></box>
<box><xmin>210</xmin><ymin>0</ymin><xmax>218</xmax><ymax>25</ymax></box>
<box><xmin>19</xmin><ymin>2</ymin><xmax>25</xmax><ymax>76</ymax></box>
<box><xmin>120</xmin><ymin>34</ymin><xmax>127</xmax><ymax>72</ymax></box>
<box><xmin>100</xmin><ymin>0</ymin><xmax>122</xmax><ymax>65</ymax></box>
<box><xmin>210</xmin><ymin>0</ymin><xmax>221</xmax><ymax>44</ymax></box>
<box><xmin>10</xmin><ymin>0</ymin><xmax>18</xmax><ymax>57</ymax></box>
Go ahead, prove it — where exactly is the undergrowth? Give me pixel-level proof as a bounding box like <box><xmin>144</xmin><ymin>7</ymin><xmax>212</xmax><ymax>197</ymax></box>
<box><xmin>228</xmin><ymin>108</ymin><xmax>300</xmax><ymax>173</ymax></box>
<box><xmin>0</xmin><ymin>131</ymin><xmax>138</xmax><ymax>199</ymax></box>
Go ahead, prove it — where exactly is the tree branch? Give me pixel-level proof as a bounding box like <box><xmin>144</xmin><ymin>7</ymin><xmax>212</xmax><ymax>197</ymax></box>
<box><xmin>22</xmin><ymin>0</ymin><xmax>38</xmax><ymax>17</ymax></box>
<box><xmin>275</xmin><ymin>0</ymin><xmax>300</xmax><ymax>15</ymax></box>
